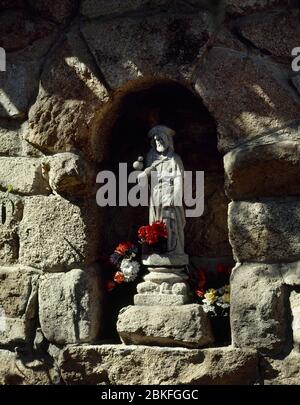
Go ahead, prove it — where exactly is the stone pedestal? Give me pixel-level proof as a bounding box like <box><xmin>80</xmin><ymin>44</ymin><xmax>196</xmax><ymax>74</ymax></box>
<box><xmin>117</xmin><ymin>304</ymin><xmax>214</xmax><ymax>348</ymax></box>
<box><xmin>134</xmin><ymin>253</ymin><xmax>190</xmax><ymax>305</ymax></box>
<box><xmin>117</xmin><ymin>253</ymin><xmax>214</xmax><ymax>348</ymax></box>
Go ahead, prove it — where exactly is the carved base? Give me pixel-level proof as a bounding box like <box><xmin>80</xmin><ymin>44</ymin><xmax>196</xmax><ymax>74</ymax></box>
<box><xmin>134</xmin><ymin>266</ymin><xmax>191</xmax><ymax>306</ymax></box>
<box><xmin>134</xmin><ymin>293</ymin><xmax>188</xmax><ymax>306</ymax></box>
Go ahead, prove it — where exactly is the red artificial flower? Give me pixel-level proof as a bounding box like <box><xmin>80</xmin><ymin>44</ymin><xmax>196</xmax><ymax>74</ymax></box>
<box><xmin>105</xmin><ymin>280</ymin><xmax>116</xmax><ymax>292</ymax></box>
<box><xmin>115</xmin><ymin>242</ymin><xmax>134</xmax><ymax>256</ymax></box>
<box><xmin>195</xmin><ymin>288</ymin><xmax>205</xmax><ymax>298</ymax></box>
<box><xmin>114</xmin><ymin>271</ymin><xmax>125</xmax><ymax>284</ymax></box>
<box><xmin>152</xmin><ymin>221</ymin><xmax>168</xmax><ymax>239</ymax></box>
<box><xmin>138</xmin><ymin>221</ymin><xmax>168</xmax><ymax>245</ymax></box>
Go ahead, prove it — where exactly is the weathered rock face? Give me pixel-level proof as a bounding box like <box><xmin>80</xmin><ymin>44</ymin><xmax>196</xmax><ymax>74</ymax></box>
<box><xmin>0</xmin><ymin>9</ymin><xmax>55</xmax><ymax>52</ymax></box>
<box><xmin>44</xmin><ymin>152</ymin><xmax>97</xmax><ymax>197</ymax></box>
<box><xmin>0</xmin><ymin>120</ymin><xmax>43</xmax><ymax>157</ymax></box>
<box><xmin>234</xmin><ymin>9</ymin><xmax>300</xmax><ymax>60</ymax></box>
<box><xmin>195</xmin><ymin>48</ymin><xmax>300</xmax><ymax>153</ymax></box>
<box><xmin>25</xmin><ymin>29</ymin><xmax>109</xmax><ymax>161</ymax></box>
<box><xmin>0</xmin><ymin>349</ymin><xmax>60</xmax><ymax>385</ymax></box>
<box><xmin>0</xmin><ymin>10</ymin><xmax>57</xmax><ymax>118</ymax></box>
<box><xmin>290</xmin><ymin>291</ymin><xmax>300</xmax><ymax>352</ymax></box>
<box><xmin>117</xmin><ymin>305</ymin><xmax>214</xmax><ymax>349</ymax></box>
<box><xmin>0</xmin><ymin>0</ymin><xmax>24</xmax><ymax>11</ymax></box>
<box><xmin>80</xmin><ymin>0</ymin><xmax>170</xmax><ymax>17</ymax></box>
<box><xmin>59</xmin><ymin>344</ymin><xmax>259</xmax><ymax>385</ymax></box>
<box><xmin>0</xmin><ymin>120</ymin><xmax>22</xmax><ymax>156</ymax></box>
<box><xmin>80</xmin><ymin>0</ymin><xmax>211</xmax><ymax>19</ymax></box>
<box><xmin>38</xmin><ymin>268</ymin><xmax>101</xmax><ymax>345</ymax></box>
<box><xmin>228</xmin><ymin>199</ymin><xmax>300</xmax><ymax>263</ymax></box>
<box><xmin>28</xmin><ymin>0</ymin><xmax>77</xmax><ymax>24</ymax></box>
<box><xmin>230</xmin><ymin>263</ymin><xmax>287</xmax><ymax>355</ymax></box>
<box><xmin>280</xmin><ymin>261</ymin><xmax>300</xmax><ymax>286</ymax></box>
<box><xmin>224</xmin><ymin>136</ymin><xmax>300</xmax><ymax>200</ymax></box>
<box><xmin>18</xmin><ymin>195</ymin><xmax>101</xmax><ymax>271</ymax></box>
<box><xmin>81</xmin><ymin>13</ymin><xmax>208</xmax><ymax>88</ymax></box>
<box><xmin>0</xmin><ymin>157</ymin><xmax>49</xmax><ymax>195</ymax></box>
<box><xmin>260</xmin><ymin>351</ymin><xmax>300</xmax><ymax>385</ymax></box>
<box><xmin>0</xmin><ymin>192</ymin><xmax>23</xmax><ymax>265</ymax></box>
<box><xmin>226</xmin><ymin>0</ymin><xmax>289</xmax><ymax>15</ymax></box>
<box><xmin>0</xmin><ymin>267</ymin><xmax>40</xmax><ymax>346</ymax></box>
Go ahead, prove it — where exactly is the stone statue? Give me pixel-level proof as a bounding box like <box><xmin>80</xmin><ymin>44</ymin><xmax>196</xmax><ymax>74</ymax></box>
<box><xmin>118</xmin><ymin>126</ymin><xmax>213</xmax><ymax>348</ymax></box>
<box><xmin>135</xmin><ymin>125</ymin><xmax>188</xmax><ymax>265</ymax></box>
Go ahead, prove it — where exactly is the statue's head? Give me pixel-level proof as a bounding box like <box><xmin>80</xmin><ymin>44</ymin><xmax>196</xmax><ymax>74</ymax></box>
<box><xmin>148</xmin><ymin>125</ymin><xmax>175</xmax><ymax>154</ymax></box>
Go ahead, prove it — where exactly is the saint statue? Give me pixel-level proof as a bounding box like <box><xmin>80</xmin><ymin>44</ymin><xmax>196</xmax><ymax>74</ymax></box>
<box><xmin>135</xmin><ymin>125</ymin><xmax>186</xmax><ymax>259</ymax></box>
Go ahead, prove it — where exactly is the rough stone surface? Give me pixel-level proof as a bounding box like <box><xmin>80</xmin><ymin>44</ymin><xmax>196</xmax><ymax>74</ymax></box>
<box><xmin>235</xmin><ymin>9</ymin><xmax>300</xmax><ymax>60</ymax></box>
<box><xmin>0</xmin><ymin>120</ymin><xmax>43</xmax><ymax>157</ymax></box>
<box><xmin>0</xmin><ymin>32</ymin><xmax>57</xmax><ymax>118</ymax></box>
<box><xmin>0</xmin><ymin>120</ymin><xmax>22</xmax><ymax>156</ymax></box>
<box><xmin>0</xmin><ymin>157</ymin><xmax>49</xmax><ymax>195</ymax></box>
<box><xmin>228</xmin><ymin>199</ymin><xmax>300</xmax><ymax>263</ymax></box>
<box><xmin>19</xmin><ymin>195</ymin><xmax>101</xmax><ymax>271</ymax></box>
<box><xmin>0</xmin><ymin>192</ymin><xmax>23</xmax><ymax>265</ymax></box>
<box><xmin>226</xmin><ymin>0</ymin><xmax>288</xmax><ymax>15</ymax></box>
<box><xmin>80</xmin><ymin>0</ymin><xmax>209</xmax><ymax>18</ymax></box>
<box><xmin>260</xmin><ymin>350</ymin><xmax>300</xmax><ymax>385</ymax></box>
<box><xmin>0</xmin><ymin>9</ymin><xmax>55</xmax><ymax>52</ymax></box>
<box><xmin>224</xmin><ymin>139</ymin><xmax>300</xmax><ymax>199</ymax></box>
<box><xmin>0</xmin><ymin>0</ymin><xmax>24</xmax><ymax>10</ymax></box>
<box><xmin>292</xmin><ymin>75</ymin><xmax>300</xmax><ymax>95</ymax></box>
<box><xmin>290</xmin><ymin>291</ymin><xmax>300</xmax><ymax>352</ymax></box>
<box><xmin>0</xmin><ymin>349</ymin><xmax>60</xmax><ymax>385</ymax></box>
<box><xmin>0</xmin><ymin>319</ymin><xmax>31</xmax><ymax>347</ymax></box>
<box><xmin>45</xmin><ymin>152</ymin><xmax>97</xmax><ymax>197</ymax></box>
<box><xmin>195</xmin><ymin>47</ymin><xmax>300</xmax><ymax>153</ymax></box>
<box><xmin>25</xmin><ymin>29</ymin><xmax>109</xmax><ymax>161</ymax></box>
<box><xmin>81</xmin><ymin>13</ymin><xmax>208</xmax><ymax>88</ymax></box>
<box><xmin>117</xmin><ymin>304</ymin><xmax>214</xmax><ymax>348</ymax></box>
<box><xmin>0</xmin><ymin>267</ymin><xmax>40</xmax><ymax>346</ymax></box>
<box><xmin>28</xmin><ymin>0</ymin><xmax>77</xmax><ymax>24</ymax></box>
<box><xmin>59</xmin><ymin>344</ymin><xmax>259</xmax><ymax>385</ymax></box>
<box><xmin>38</xmin><ymin>268</ymin><xmax>101</xmax><ymax>345</ymax></box>
<box><xmin>280</xmin><ymin>261</ymin><xmax>300</xmax><ymax>286</ymax></box>
<box><xmin>230</xmin><ymin>263</ymin><xmax>287</xmax><ymax>355</ymax></box>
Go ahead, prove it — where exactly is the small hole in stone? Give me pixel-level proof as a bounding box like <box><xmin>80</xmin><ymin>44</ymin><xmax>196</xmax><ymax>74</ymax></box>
<box><xmin>1</xmin><ymin>202</ymin><xmax>6</xmax><ymax>225</ymax></box>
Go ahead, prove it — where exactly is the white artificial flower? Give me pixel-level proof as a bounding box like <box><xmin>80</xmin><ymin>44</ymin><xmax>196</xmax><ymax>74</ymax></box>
<box><xmin>202</xmin><ymin>300</ymin><xmax>217</xmax><ymax>315</ymax></box>
<box><xmin>120</xmin><ymin>259</ymin><xmax>140</xmax><ymax>282</ymax></box>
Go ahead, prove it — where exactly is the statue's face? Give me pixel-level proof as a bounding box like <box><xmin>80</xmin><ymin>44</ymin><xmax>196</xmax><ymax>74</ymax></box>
<box><xmin>154</xmin><ymin>135</ymin><xmax>168</xmax><ymax>153</ymax></box>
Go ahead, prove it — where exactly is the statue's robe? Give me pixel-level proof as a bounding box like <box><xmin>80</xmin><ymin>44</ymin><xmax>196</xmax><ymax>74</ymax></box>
<box><xmin>146</xmin><ymin>149</ymin><xmax>185</xmax><ymax>256</ymax></box>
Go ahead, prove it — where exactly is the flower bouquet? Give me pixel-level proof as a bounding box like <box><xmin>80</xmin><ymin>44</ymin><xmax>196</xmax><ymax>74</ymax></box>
<box><xmin>189</xmin><ymin>263</ymin><xmax>232</xmax><ymax>345</ymax></box>
<box><xmin>189</xmin><ymin>264</ymin><xmax>232</xmax><ymax>317</ymax></box>
<box><xmin>106</xmin><ymin>242</ymin><xmax>141</xmax><ymax>292</ymax></box>
<box><xmin>138</xmin><ymin>220</ymin><xmax>168</xmax><ymax>254</ymax></box>
<box><xmin>201</xmin><ymin>285</ymin><xmax>230</xmax><ymax>317</ymax></box>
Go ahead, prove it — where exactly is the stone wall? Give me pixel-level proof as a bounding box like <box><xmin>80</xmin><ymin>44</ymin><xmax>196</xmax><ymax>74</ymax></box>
<box><xmin>0</xmin><ymin>0</ymin><xmax>300</xmax><ymax>385</ymax></box>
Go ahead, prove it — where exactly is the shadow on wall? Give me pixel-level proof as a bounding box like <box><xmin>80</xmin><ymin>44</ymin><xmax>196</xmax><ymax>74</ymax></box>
<box><xmin>97</xmin><ymin>78</ymin><xmax>233</xmax><ymax>340</ymax></box>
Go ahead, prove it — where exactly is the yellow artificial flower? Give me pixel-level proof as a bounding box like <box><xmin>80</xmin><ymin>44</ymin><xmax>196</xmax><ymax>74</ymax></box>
<box><xmin>204</xmin><ymin>289</ymin><xmax>217</xmax><ymax>304</ymax></box>
<box><xmin>222</xmin><ymin>292</ymin><xmax>230</xmax><ymax>304</ymax></box>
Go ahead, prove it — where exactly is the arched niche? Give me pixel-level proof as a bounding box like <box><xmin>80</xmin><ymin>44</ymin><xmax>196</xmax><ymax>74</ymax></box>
<box><xmin>99</xmin><ymin>77</ymin><xmax>233</xmax><ymax>342</ymax></box>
